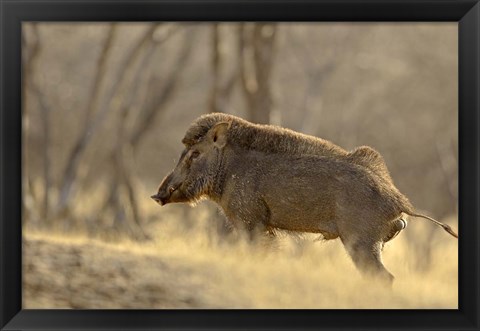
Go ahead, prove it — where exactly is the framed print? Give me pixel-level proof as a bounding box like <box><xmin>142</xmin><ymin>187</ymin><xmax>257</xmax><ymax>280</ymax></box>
<box><xmin>1</xmin><ymin>0</ymin><xmax>479</xmax><ymax>330</ymax></box>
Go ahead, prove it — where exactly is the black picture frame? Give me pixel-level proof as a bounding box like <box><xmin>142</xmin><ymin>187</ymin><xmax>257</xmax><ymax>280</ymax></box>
<box><xmin>1</xmin><ymin>0</ymin><xmax>479</xmax><ymax>330</ymax></box>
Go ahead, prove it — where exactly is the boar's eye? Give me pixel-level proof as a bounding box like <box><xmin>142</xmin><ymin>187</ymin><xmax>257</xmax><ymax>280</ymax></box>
<box><xmin>190</xmin><ymin>150</ymin><xmax>200</xmax><ymax>159</ymax></box>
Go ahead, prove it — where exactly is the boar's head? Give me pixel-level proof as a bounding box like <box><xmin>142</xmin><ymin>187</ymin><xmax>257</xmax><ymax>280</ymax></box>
<box><xmin>151</xmin><ymin>122</ymin><xmax>230</xmax><ymax>206</ymax></box>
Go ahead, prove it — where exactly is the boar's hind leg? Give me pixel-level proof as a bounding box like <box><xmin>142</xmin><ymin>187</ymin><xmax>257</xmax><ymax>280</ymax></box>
<box><xmin>342</xmin><ymin>237</ymin><xmax>394</xmax><ymax>285</ymax></box>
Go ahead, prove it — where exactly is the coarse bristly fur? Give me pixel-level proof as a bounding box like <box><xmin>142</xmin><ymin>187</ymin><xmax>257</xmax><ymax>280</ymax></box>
<box><xmin>182</xmin><ymin>113</ymin><xmax>412</xmax><ymax>211</ymax></box>
<box><xmin>184</xmin><ymin>114</ymin><xmax>392</xmax><ymax>178</ymax></box>
<box><xmin>154</xmin><ymin>113</ymin><xmax>458</xmax><ymax>285</ymax></box>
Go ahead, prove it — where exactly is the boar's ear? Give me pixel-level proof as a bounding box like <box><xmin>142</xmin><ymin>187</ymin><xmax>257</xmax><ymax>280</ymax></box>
<box><xmin>208</xmin><ymin>122</ymin><xmax>230</xmax><ymax>148</ymax></box>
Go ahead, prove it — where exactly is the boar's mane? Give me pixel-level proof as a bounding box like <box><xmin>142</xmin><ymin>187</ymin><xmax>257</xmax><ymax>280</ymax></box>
<box><xmin>183</xmin><ymin>113</ymin><xmax>346</xmax><ymax>155</ymax></box>
<box><xmin>182</xmin><ymin>113</ymin><xmax>394</xmax><ymax>184</ymax></box>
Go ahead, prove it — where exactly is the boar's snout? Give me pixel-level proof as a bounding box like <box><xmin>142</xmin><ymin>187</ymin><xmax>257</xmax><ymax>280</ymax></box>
<box><xmin>151</xmin><ymin>183</ymin><xmax>176</xmax><ymax>206</ymax></box>
<box><xmin>150</xmin><ymin>192</ymin><xmax>167</xmax><ymax>205</ymax></box>
<box><xmin>152</xmin><ymin>172</ymin><xmax>184</xmax><ymax>206</ymax></box>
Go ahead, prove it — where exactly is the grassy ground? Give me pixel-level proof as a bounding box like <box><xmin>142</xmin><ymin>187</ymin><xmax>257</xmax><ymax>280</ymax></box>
<box><xmin>23</xmin><ymin>206</ymin><xmax>458</xmax><ymax>309</ymax></box>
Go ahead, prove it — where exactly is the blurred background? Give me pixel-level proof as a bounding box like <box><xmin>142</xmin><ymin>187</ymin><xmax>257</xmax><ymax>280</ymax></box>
<box><xmin>22</xmin><ymin>23</ymin><xmax>458</xmax><ymax>309</ymax></box>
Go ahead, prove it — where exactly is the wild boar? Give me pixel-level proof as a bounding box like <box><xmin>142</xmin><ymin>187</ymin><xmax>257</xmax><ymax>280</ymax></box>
<box><xmin>152</xmin><ymin>113</ymin><xmax>458</xmax><ymax>283</ymax></box>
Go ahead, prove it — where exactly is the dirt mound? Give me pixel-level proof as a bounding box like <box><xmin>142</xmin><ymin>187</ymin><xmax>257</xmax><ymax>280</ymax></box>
<box><xmin>23</xmin><ymin>234</ymin><xmax>240</xmax><ymax>308</ymax></box>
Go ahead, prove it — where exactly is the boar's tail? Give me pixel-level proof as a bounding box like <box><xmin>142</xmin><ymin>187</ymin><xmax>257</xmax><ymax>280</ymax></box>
<box><xmin>404</xmin><ymin>212</ymin><xmax>458</xmax><ymax>238</ymax></box>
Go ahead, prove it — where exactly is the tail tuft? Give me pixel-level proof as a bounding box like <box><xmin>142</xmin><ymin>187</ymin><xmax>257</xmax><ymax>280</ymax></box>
<box><xmin>406</xmin><ymin>212</ymin><xmax>458</xmax><ymax>239</ymax></box>
<box><xmin>444</xmin><ymin>225</ymin><xmax>458</xmax><ymax>238</ymax></box>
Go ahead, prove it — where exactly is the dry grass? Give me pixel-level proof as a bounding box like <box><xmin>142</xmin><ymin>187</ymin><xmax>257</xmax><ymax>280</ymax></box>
<box><xmin>23</xmin><ymin>202</ymin><xmax>458</xmax><ymax>309</ymax></box>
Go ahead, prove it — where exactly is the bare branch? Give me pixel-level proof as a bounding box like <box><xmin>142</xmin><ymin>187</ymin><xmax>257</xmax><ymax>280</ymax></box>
<box><xmin>99</xmin><ymin>24</ymin><xmax>162</xmax><ymax>118</ymax></box>
<box><xmin>22</xmin><ymin>24</ymin><xmax>43</xmax><ymax>223</ymax></box>
<box><xmin>209</xmin><ymin>24</ymin><xmax>239</xmax><ymax>114</ymax></box>
<box><xmin>209</xmin><ymin>24</ymin><xmax>221</xmax><ymax>113</ymax></box>
<box><xmin>118</xmin><ymin>145</ymin><xmax>148</xmax><ymax>239</ymax></box>
<box><xmin>23</xmin><ymin>24</ymin><xmax>53</xmax><ymax>223</ymax></box>
<box><xmin>252</xmin><ymin>23</ymin><xmax>276</xmax><ymax>123</ymax></box>
<box><xmin>435</xmin><ymin>139</ymin><xmax>457</xmax><ymax>207</ymax></box>
<box><xmin>56</xmin><ymin>24</ymin><xmax>118</xmax><ymax>215</ymax></box>
<box><xmin>238</xmin><ymin>23</ymin><xmax>277</xmax><ymax>124</ymax></box>
<box><xmin>57</xmin><ymin>24</ymin><xmax>176</xmax><ymax>214</ymax></box>
<box><xmin>69</xmin><ymin>23</ymin><xmax>176</xmax><ymax>168</ymax></box>
<box><xmin>238</xmin><ymin>23</ymin><xmax>254</xmax><ymax>115</ymax></box>
<box><xmin>77</xmin><ymin>26</ymin><xmax>182</xmax><ymax>239</ymax></box>
<box><xmin>129</xmin><ymin>29</ymin><xmax>195</xmax><ymax>147</ymax></box>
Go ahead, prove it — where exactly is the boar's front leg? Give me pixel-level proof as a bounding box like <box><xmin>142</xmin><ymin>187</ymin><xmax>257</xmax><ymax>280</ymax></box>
<box><xmin>223</xmin><ymin>197</ymin><xmax>272</xmax><ymax>241</ymax></box>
